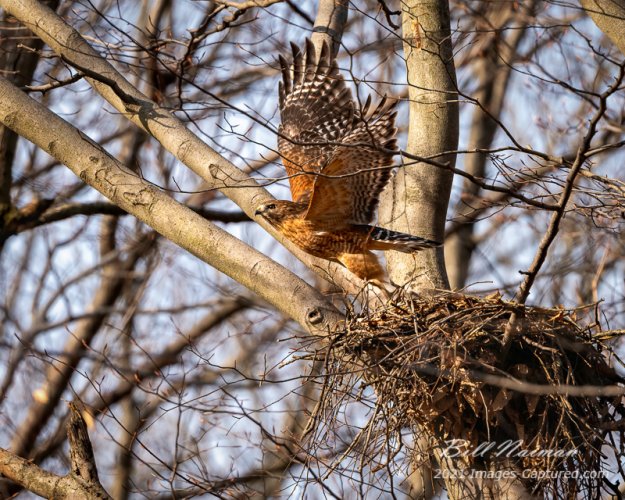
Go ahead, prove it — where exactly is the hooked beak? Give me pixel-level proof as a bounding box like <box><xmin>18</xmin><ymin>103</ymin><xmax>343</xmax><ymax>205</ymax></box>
<box><xmin>254</xmin><ymin>206</ymin><xmax>263</xmax><ymax>216</ymax></box>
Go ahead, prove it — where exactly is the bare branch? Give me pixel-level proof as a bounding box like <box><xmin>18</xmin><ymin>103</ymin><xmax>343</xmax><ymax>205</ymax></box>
<box><xmin>0</xmin><ymin>404</ymin><xmax>111</xmax><ymax>499</ymax></box>
<box><xmin>0</xmin><ymin>0</ymin><xmax>364</xmax><ymax>294</ymax></box>
<box><xmin>8</xmin><ymin>201</ymin><xmax>250</xmax><ymax>233</ymax></box>
<box><xmin>514</xmin><ymin>63</ymin><xmax>625</xmax><ymax>305</ymax></box>
<box><xmin>0</xmin><ymin>74</ymin><xmax>343</xmax><ymax>334</ymax></box>
<box><xmin>379</xmin><ymin>0</ymin><xmax>459</xmax><ymax>290</ymax></box>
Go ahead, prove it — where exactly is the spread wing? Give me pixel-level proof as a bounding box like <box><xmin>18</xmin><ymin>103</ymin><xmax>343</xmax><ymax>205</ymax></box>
<box><xmin>304</xmin><ymin>96</ymin><xmax>398</xmax><ymax>224</ymax></box>
<box><xmin>278</xmin><ymin>40</ymin><xmax>354</xmax><ymax>203</ymax></box>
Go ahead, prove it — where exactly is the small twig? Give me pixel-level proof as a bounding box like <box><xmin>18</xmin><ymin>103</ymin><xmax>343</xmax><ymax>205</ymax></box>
<box><xmin>23</xmin><ymin>72</ymin><xmax>83</xmax><ymax>93</ymax></box>
<box><xmin>502</xmin><ymin>62</ymin><xmax>625</xmax><ymax>351</ymax></box>
<box><xmin>285</xmin><ymin>0</ymin><xmax>314</xmax><ymax>24</ymax></box>
<box><xmin>376</xmin><ymin>0</ymin><xmax>400</xmax><ymax>29</ymax></box>
<box><xmin>213</xmin><ymin>0</ymin><xmax>282</xmax><ymax>8</ymax></box>
<box><xmin>60</xmin><ymin>55</ymin><xmax>141</xmax><ymax>107</ymax></box>
<box><xmin>408</xmin><ymin>363</ymin><xmax>625</xmax><ymax>398</ymax></box>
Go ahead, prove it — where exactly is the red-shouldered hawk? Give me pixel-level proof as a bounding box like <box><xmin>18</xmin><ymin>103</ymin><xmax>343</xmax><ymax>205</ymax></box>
<box><xmin>255</xmin><ymin>40</ymin><xmax>440</xmax><ymax>283</ymax></box>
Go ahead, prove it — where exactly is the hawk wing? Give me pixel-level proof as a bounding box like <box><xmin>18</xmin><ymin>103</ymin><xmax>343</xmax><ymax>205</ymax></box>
<box><xmin>304</xmin><ymin>96</ymin><xmax>398</xmax><ymax>224</ymax></box>
<box><xmin>278</xmin><ymin>40</ymin><xmax>354</xmax><ymax>203</ymax></box>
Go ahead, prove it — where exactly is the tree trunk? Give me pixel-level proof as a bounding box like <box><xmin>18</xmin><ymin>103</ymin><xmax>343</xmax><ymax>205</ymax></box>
<box><xmin>379</xmin><ymin>0</ymin><xmax>458</xmax><ymax>291</ymax></box>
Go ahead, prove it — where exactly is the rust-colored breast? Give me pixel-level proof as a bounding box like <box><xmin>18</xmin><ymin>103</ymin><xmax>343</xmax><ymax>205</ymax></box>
<box><xmin>278</xmin><ymin>218</ymin><xmax>371</xmax><ymax>259</ymax></box>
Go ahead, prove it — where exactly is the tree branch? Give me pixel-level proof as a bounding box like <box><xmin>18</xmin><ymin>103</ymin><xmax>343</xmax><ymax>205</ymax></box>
<box><xmin>501</xmin><ymin>62</ymin><xmax>625</xmax><ymax>351</ymax></box>
<box><xmin>0</xmin><ymin>0</ymin><xmax>362</xmax><ymax>295</ymax></box>
<box><xmin>0</xmin><ymin>74</ymin><xmax>343</xmax><ymax>334</ymax></box>
<box><xmin>580</xmin><ymin>0</ymin><xmax>625</xmax><ymax>56</ymax></box>
<box><xmin>66</xmin><ymin>403</ymin><xmax>107</xmax><ymax>494</ymax></box>
<box><xmin>513</xmin><ymin>63</ymin><xmax>625</xmax><ymax>305</ymax></box>
<box><xmin>0</xmin><ymin>404</ymin><xmax>111</xmax><ymax>499</ymax></box>
<box><xmin>6</xmin><ymin>200</ymin><xmax>250</xmax><ymax>235</ymax></box>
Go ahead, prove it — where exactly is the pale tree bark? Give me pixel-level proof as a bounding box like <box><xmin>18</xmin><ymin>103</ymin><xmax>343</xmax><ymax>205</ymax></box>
<box><xmin>0</xmin><ymin>74</ymin><xmax>341</xmax><ymax>333</ymax></box>
<box><xmin>311</xmin><ymin>0</ymin><xmax>348</xmax><ymax>56</ymax></box>
<box><xmin>580</xmin><ymin>0</ymin><xmax>625</xmax><ymax>55</ymax></box>
<box><xmin>376</xmin><ymin>1</ymin><xmax>459</xmax><ymax>497</ymax></box>
<box><xmin>0</xmin><ymin>404</ymin><xmax>111</xmax><ymax>499</ymax></box>
<box><xmin>0</xmin><ymin>0</ymin><xmax>59</xmax><ymax>252</ymax></box>
<box><xmin>0</xmin><ymin>0</ymin><xmax>364</xmax><ymax>295</ymax></box>
<box><xmin>379</xmin><ymin>0</ymin><xmax>458</xmax><ymax>291</ymax></box>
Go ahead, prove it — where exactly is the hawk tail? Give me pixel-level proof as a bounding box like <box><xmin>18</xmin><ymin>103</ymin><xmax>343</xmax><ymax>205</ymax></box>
<box><xmin>365</xmin><ymin>226</ymin><xmax>441</xmax><ymax>253</ymax></box>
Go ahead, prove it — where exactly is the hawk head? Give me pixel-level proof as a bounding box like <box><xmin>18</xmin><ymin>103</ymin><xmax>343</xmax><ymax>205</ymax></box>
<box><xmin>254</xmin><ymin>200</ymin><xmax>304</xmax><ymax>226</ymax></box>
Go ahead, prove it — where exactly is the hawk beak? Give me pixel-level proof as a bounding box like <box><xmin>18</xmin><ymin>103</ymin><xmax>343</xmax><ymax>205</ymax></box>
<box><xmin>254</xmin><ymin>207</ymin><xmax>263</xmax><ymax>216</ymax></box>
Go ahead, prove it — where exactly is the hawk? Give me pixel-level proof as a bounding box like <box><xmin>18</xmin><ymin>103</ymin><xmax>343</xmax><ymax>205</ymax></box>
<box><xmin>255</xmin><ymin>40</ymin><xmax>440</xmax><ymax>284</ymax></box>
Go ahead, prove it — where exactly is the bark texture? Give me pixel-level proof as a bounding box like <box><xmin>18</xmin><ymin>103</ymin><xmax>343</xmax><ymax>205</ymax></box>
<box><xmin>0</xmin><ymin>404</ymin><xmax>111</xmax><ymax>499</ymax></box>
<box><xmin>0</xmin><ymin>74</ymin><xmax>342</xmax><ymax>334</ymax></box>
<box><xmin>0</xmin><ymin>0</ymin><xmax>363</xmax><ymax>294</ymax></box>
<box><xmin>581</xmin><ymin>0</ymin><xmax>625</xmax><ymax>55</ymax></box>
<box><xmin>311</xmin><ymin>0</ymin><xmax>348</xmax><ymax>56</ymax></box>
<box><xmin>379</xmin><ymin>0</ymin><xmax>459</xmax><ymax>290</ymax></box>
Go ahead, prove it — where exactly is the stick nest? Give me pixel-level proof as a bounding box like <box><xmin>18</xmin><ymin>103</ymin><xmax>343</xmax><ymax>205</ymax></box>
<box><xmin>324</xmin><ymin>291</ymin><xmax>625</xmax><ymax>498</ymax></box>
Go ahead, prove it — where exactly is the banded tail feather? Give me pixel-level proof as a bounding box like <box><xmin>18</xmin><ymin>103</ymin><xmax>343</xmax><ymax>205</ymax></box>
<box><xmin>362</xmin><ymin>225</ymin><xmax>441</xmax><ymax>253</ymax></box>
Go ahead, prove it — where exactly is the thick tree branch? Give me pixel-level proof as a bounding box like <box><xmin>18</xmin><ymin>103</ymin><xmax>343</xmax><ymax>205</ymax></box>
<box><xmin>0</xmin><ymin>404</ymin><xmax>111</xmax><ymax>499</ymax></box>
<box><xmin>0</xmin><ymin>74</ymin><xmax>343</xmax><ymax>334</ymax></box>
<box><xmin>0</xmin><ymin>0</ymin><xmax>362</xmax><ymax>294</ymax></box>
<box><xmin>580</xmin><ymin>0</ymin><xmax>625</xmax><ymax>56</ymax></box>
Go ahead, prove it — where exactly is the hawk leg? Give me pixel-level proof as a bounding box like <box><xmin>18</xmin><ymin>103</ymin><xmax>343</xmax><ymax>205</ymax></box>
<box><xmin>337</xmin><ymin>251</ymin><xmax>386</xmax><ymax>283</ymax></box>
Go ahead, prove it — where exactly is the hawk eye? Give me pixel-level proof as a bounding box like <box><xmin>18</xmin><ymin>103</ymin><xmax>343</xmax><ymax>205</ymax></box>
<box><xmin>266</xmin><ymin>203</ymin><xmax>277</xmax><ymax>210</ymax></box>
